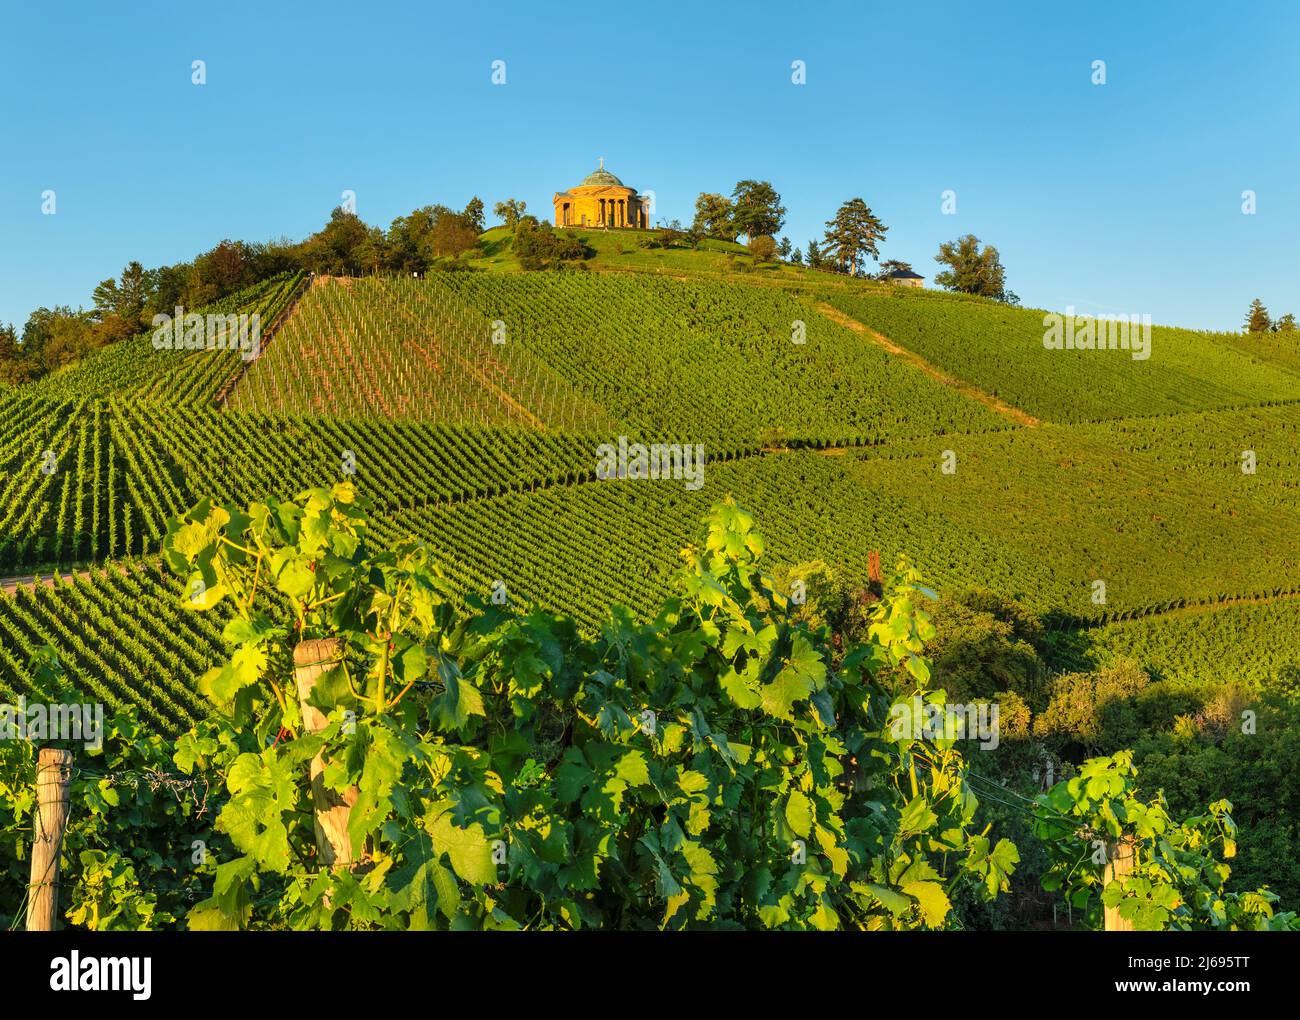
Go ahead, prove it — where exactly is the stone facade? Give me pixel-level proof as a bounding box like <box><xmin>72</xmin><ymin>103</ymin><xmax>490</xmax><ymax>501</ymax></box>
<box><xmin>553</xmin><ymin>161</ymin><xmax>651</xmax><ymax>229</ymax></box>
<box><xmin>886</xmin><ymin>270</ymin><xmax>925</xmax><ymax>288</ymax></box>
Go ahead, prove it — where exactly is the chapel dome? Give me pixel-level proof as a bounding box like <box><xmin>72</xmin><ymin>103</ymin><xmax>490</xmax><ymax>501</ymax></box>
<box><xmin>581</xmin><ymin>166</ymin><xmax>624</xmax><ymax>187</ymax></box>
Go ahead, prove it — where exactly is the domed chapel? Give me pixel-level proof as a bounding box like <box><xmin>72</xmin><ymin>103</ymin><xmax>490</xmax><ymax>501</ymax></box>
<box><xmin>553</xmin><ymin>159</ymin><xmax>652</xmax><ymax>228</ymax></box>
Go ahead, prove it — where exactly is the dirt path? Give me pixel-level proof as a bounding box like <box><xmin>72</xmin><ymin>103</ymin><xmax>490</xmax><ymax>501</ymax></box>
<box><xmin>1</xmin><ymin>569</ymin><xmax>94</xmax><ymax>595</ymax></box>
<box><xmin>814</xmin><ymin>301</ymin><xmax>1042</xmax><ymax>428</ymax></box>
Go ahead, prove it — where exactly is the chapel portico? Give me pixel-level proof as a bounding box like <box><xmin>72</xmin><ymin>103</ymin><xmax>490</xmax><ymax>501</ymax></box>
<box><xmin>553</xmin><ymin>160</ymin><xmax>651</xmax><ymax>229</ymax></box>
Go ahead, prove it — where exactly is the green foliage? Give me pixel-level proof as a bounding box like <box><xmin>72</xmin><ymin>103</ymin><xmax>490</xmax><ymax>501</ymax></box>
<box><xmin>932</xmin><ymin>235</ymin><xmax>1013</xmax><ymax>302</ymax></box>
<box><xmin>924</xmin><ymin>588</ymin><xmax>1048</xmax><ymax>707</ymax></box>
<box><xmin>513</xmin><ymin>220</ymin><xmax>594</xmax><ymax>270</ymax></box>
<box><xmin>729</xmin><ymin>181</ymin><xmax>785</xmax><ymax>241</ymax></box>
<box><xmin>746</xmin><ymin>235</ymin><xmax>778</xmax><ymax>264</ymax></box>
<box><xmin>1032</xmin><ymin>662</ymin><xmax>1150</xmax><ymax>752</ymax></box>
<box><xmin>692</xmin><ymin>193</ymin><xmax>736</xmax><ymax>241</ymax></box>
<box><xmin>0</xmin><ymin>651</ymin><xmax>220</xmax><ymax>930</ymax></box>
<box><xmin>152</xmin><ymin>490</ymin><xmax>1017</xmax><ymax>929</ymax></box>
<box><xmin>822</xmin><ymin>198</ymin><xmax>888</xmax><ymax>276</ymax></box>
<box><xmin>1245</xmin><ymin>298</ymin><xmax>1271</xmax><ymax>334</ymax></box>
<box><xmin>1132</xmin><ymin>692</ymin><xmax>1300</xmax><ymax>908</ymax></box>
<box><xmin>1032</xmin><ymin>751</ymin><xmax>1298</xmax><ymax>930</ymax></box>
<box><xmin>493</xmin><ymin>199</ymin><xmax>527</xmax><ymax>230</ymax></box>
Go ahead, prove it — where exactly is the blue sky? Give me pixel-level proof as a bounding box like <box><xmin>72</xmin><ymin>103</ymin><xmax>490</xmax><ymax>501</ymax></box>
<box><xmin>2</xmin><ymin>0</ymin><xmax>1297</xmax><ymax>331</ymax></box>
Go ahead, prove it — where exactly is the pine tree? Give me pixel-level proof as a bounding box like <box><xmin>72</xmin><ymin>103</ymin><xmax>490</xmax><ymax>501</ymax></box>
<box><xmin>822</xmin><ymin>198</ymin><xmax>888</xmax><ymax>276</ymax></box>
<box><xmin>1245</xmin><ymin>298</ymin><xmax>1271</xmax><ymax>334</ymax></box>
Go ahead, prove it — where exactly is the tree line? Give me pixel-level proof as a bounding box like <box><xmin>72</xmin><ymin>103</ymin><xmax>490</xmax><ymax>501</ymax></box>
<box><xmin>0</xmin><ymin>179</ymin><xmax>1031</xmax><ymax>385</ymax></box>
<box><xmin>0</xmin><ymin>199</ymin><xmax>489</xmax><ymax>384</ymax></box>
<box><xmin>687</xmin><ymin>182</ymin><xmax>1017</xmax><ymax>304</ymax></box>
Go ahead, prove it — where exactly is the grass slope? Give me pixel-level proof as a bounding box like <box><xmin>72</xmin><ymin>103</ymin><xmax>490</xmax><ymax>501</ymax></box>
<box><xmin>825</xmin><ymin>289</ymin><xmax>1300</xmax><ymax>423</ymax></box>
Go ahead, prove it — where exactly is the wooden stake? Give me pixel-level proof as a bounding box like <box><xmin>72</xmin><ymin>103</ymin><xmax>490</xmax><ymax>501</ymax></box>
<box><xmin>293</xmin><ymin>638</ymin><xmax>357</xmax><ymax>868</ymax></box>
<box><xmin>27</xmin><ymin>747</ymin><xmax>73</xmax><ymax>931</ymax></box>
<box><xmin>1103</xmin><ymin>837</ymin><xmax>1137</xmax><ymax>931</ymax></box>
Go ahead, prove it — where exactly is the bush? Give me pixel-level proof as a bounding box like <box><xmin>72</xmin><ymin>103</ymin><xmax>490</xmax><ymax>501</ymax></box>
<box><xmin>747</xmin><ymin>235</ymin><xmax>778</xmax><ymax>263</ymax></box>
<box><xmin>514</xmin><ymin>220</ymin><xmax>594</xmax><ymax>270</ymax></box>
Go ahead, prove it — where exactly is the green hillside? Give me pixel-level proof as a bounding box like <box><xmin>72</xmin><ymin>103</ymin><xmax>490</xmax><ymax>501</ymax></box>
<box><xmin>5</xmin><ymin>239</ymin><xmax>1300</xmax><ymax>918</ymax></box>
<box><xmin>825</xmin><ymin>288</ymin><xmax>1300</xmax><ymax>422</ymax></box>
<box><xmin>5</xmin><ymin>254</ymin><xmax>1298</xmax><ymax>630</ymax></box>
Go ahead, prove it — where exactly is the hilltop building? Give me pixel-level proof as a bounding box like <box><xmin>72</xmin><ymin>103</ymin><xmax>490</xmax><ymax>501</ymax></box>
<box><xmin>885</xmin><ymin>268</ymin><xmax>924</xmax><ymax>288</ymax></box>
<box><xmin>553</xmin><ymin>160</ymin><xmax>651</xmax><ymax>228</ymax></box>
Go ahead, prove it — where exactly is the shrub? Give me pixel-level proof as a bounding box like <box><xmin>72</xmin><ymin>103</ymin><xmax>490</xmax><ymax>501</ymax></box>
<box><xmin>154</xmin><ymin>486</ymin><xmax>1020</xmax><ymax>929</ymax></box>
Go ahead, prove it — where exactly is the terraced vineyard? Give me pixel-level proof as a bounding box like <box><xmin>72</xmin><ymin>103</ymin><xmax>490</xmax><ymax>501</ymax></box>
<box><xmin>3</xmin><ymin>264</ymin><xmax>1300</xmax><ymax>731</ymax></box>
<box><xmin>226</xmin><ymin>276</ymin><xmax>611</xmax><ymax>429</ymax></box>
<box><xmin>0</xmin><ymin>562</ymin><xmax>227</xmax><ymax>731</ymax></box>
<box><xmin>846</xmin><ymin>405</ymin><xmax>1300</xmax><ymax>620</ymax></box>
<box><xmin>29</xmin><ymin>272</ymin><xmax>306</xmax><ymax>405</ymax></box>
<box><xmin>1</xmin><ymin>393</ymin><xmax>754</xmax><ymax>568</ymax></box>
<box><xmin>220</xmin><ymin>272</ymin><xmax>1013</xmax><ymax>443</ymax></box>
<box><xmin>1085</xmin><ymin>597</ymin><xmax>1300</xmax><ymax>690</ymax></box>
<box><xmin>440</xmin><ymin>273</ymin><xmax>1011</xmax><ymax>443</ymax></box>
<box><xmin>826</xmin><ymin>289</ymin><xmax>1300</xmax><ymax>423</ymax></box>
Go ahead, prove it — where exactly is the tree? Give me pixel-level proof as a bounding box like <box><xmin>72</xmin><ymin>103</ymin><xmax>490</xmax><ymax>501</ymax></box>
<box><xmin>730</xmin><ymin>180</ymin><xmax>786</xmax><ymax>240</ymax></box>
<box><xmin>777</xmin><ymin>236</ymin><xmax>792</xmax><ymax>260</ymax></box>
<box><xmin>385</xmin><ymin>207</ymin><xmax>437</xmax><ymax>273</ymax></box>
<box><xmin>933</xmin><ymin>234</ymin><xmax>1011</xmax><ymax>301</ymax></box>
<box><xmin>353</xmin><ymin>226</ymin><xmax>388</xmax><ymax>275</ymax></box>
<box><xmin>806</xmin><ymin>239</ymin><xmax>825</xmax><ymax>270</ymax></box>
<box><xmin>513</xmin><ymin>219</ymin><xmax>594</xmax><ymax>270</ymax></box>
<box><xmin>692</xmin><ymin>193</ymin><xmax>736</xmax><ymax>240</ymax></box>
<box><xmin>429</xmin><ymin>211</ymin><xmax>481</xmax><ymax>259</ymax></box>
<box><xmin>91</xmin><ymin>278</ymin><xmax>120</xmax><ymax>321</ymax></box>
<box><xmin>91</xmin><ymin>261</ymin><xmax>148</xmax><ymax>342</ymax></box>
<box><xmin>494</xmin><ymin>199</ymin><xmax>527</xmax><ymax>230</ymax></box>
<box><xmin>1245</xmin><ymin>298</ymin><xmax>1272</xmax><ymax>333</ymax></box>
<box><xmin>117</xmin><ymin>261</ymin><xmax>146</xmax><ymax>321</ymax></box>
<box><xmin>0</xmin><ymin>322</ymin><xmax>20</xmax><ymax>382</ymax></box>
<box><xmin>747</xmin><ymin>235</ymin><xmax>777</xmax><ymax>263</ymax></box>
<box><xmin>33</xmin><ymin>307</ymin><xmax>96</xmax><ymax>372</ymax></box>
<box><xmin>822</xmin><ymin>198</ymin><xmax>888</xmax><ymax>276</ymax></box>
<box><xmin>1276</xmin><ymin>312</ymin><xmax>1297</xmax><ymax>333</ymax></box>
<box><xmin>464</xmin><ymin>196</ymin><xmax>485</xmax><ymax>233</ymax></box>
<box><xmin>295</xmin><ymin>209</ymin><xmax>371</xmax><ymax>277</ymax></box>
<box><xmin>875</xmin><ymin>259</ymin><xmax>914</xmax><ymax>281</ymax></box>
<box><xmin>790</xmin><ymin>246</ymin><xmax>803</xmax><ymax>265</ymax></box>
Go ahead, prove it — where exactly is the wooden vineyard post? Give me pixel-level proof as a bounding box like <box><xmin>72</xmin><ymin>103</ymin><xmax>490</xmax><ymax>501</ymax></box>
<box><xmin>1103</xmin><ymin>837</ymin><xmax>1136</xmax><ymax>932</ymax></box>
<box><xmin>866</xmin><ymin>550</ymin><xmax>884</xmax><ymax>603</ymax></box>
<box><xmin>293</xmin><ymin>638</ymin><xmax>358</xmax><ymax>868</ymax></box>
<box><xmin>27</xmin><ymin>747</ymin><xmax>73</xmax><ymax>931</ymax></box>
